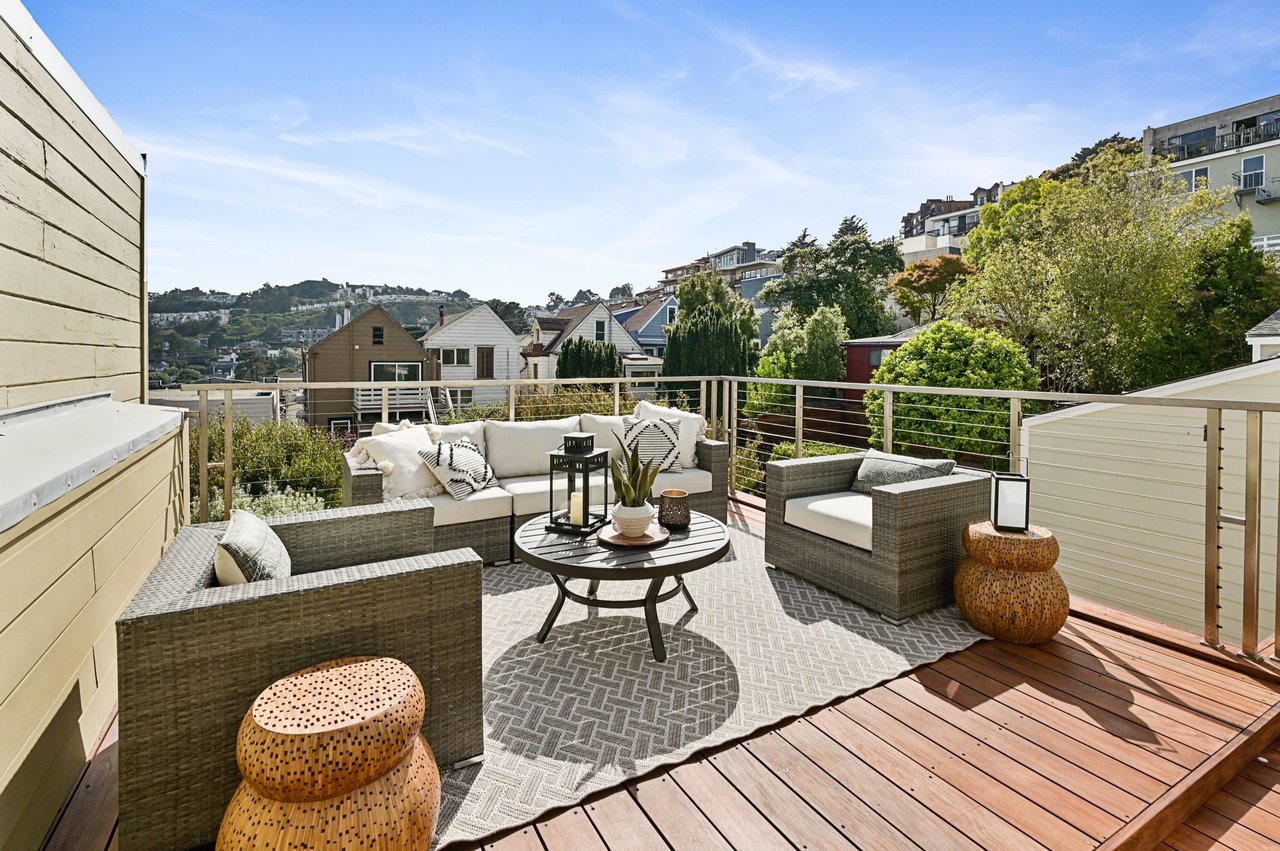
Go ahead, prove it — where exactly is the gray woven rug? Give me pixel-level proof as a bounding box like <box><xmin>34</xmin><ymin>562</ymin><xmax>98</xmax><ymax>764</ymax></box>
<box><xmin>434</xmin><ymin>520</ymin><xmax>981</xmax><ymax>847</ymax></box>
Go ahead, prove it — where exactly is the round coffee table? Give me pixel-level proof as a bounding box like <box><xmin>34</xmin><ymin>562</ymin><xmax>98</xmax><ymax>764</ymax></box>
<box><xmin>513</xmin><ymin>511</ymin><xmax>730</xmax><ymax>662</ymax></box>
<box><xmin>953</xmin><ymin>521</ymin><xmax>1068</xmax><ymax>644</ymax></box>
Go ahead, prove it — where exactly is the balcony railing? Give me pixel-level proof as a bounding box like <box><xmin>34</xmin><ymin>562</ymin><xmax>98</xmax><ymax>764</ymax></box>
<box><xmin>353</xmin><ymin>386</ymin><xmax>433</xmax><ymax>410</ymax></box>
<box><xmin>184</xmin><ymin>374</ymin><xmax>1280</xmax><ymax>660</ymax></box>
<box><xmin>1157</xmin><ymin>123</ymin><xmax>1280</xmax><ymax>162</ymax></box>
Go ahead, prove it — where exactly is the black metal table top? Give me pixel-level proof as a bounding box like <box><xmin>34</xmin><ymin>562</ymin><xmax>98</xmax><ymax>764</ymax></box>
<box><xmin>514</xmin><ymin>511</ymin><xmax>729</xmax><ymax>581</ymax></box>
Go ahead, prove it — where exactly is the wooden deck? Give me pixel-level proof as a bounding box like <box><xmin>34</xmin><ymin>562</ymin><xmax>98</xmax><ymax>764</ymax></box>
<box><xmin>37</xmin><ymin>502</ymin><xmax>1280</xmax><ymax>850</ymax></box>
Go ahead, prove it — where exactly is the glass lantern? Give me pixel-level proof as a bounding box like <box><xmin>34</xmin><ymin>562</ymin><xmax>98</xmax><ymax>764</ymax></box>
<box><xmin>991</xmin><ymin>471</ymin><xmax>1031</xmax><ymax>533</ymax></box>
<box><xmin>545</xmin><ymin>433</ymin><xmax>610</xmax><ymax>536</ymax></box>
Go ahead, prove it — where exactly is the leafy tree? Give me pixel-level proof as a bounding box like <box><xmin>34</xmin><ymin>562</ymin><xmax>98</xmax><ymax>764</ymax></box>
<box><xmin>889</xmin><ymin>255</ymin><xmax>974</xmax><ymax>325</ymax></box>
<box><xmin>176</xmin><ymin>367</ymin><xmax>205</xmax><ymax>383</ymax></box>
<box><xmin>485</xmin><ymin>298</ymin><xmax>531</xmax><ymax>334</ymax></box>
<box><xmin>671</xmin><ymin>268</ymin><xmax>758</xmax><ymax>342</ymax></box>
<box><xmin>571</xmin><ymin>288</ymin><xmax>599</xmax><ymax>305</ymax></box>
<box><xmin>783</xmin><ymin>228</ymin><xmax>818</xmax><ymax>254</ymax></box>
<box><xmin>234</xmin><ymin>351</ymin><xmax>268</xmax><ymax>382</ymax></box>
<box><xmin>746</xmin><ymin>306</ymin><xmax>847</xmax><ymax>414</ymax></box>
<box><xmin>864</xmin><ymin>321</ymin><xmax>1039</xmax><ymax>464</ymax></box>
<box><xmin>831</xmin><ymin>214</ymin><xmax>869</xmax><ymax>241</ymax></box>
<box><xmin>761</xmin><ymin>234</ymin><xmax>900</xmax><ymax>338</ymax></box>
<box><xmin>955</xmin><ymin>148</ymin><xmax>1232</xmax><ymax>392</ymax></box>
<box><xmin>546</xmin><ymin>292</ymin><xmax>565</xmax><ymax>311</ymax></box>
<box><xmin>1041</xmin><ymin>133</ymin><xmax>1141</xmax><ymax>182</ymax></box>
<box><xmin>663</xmin><ymin>312</ymin><xmax>757</xmax><ymax>381</ymax></box>
<box><xmin>609</xmin><ymin>283</ymin><xmax>634</xmax><ymax>299</ymax></box>
<box><xmin>449</xmin><ymin>289</ymin><xmax>471</xmax><ymax>301</ymax></box>
<box><xmin>556</xmin><ymin>337</ymin><xmax>623</xmax><ymax>378</ymax></box>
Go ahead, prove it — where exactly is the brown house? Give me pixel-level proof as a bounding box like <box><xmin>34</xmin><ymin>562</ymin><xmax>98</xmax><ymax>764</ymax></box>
<box><xmin>303</xmin><ymin>306</ymin><xmax>440</xmax><ymax>433</ymax></box>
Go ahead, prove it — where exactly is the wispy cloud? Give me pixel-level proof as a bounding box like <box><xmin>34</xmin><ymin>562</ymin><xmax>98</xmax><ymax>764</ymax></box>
<box><xmin>280</xmin><ymin>124</ymin><xmax>528</xmax><ymax>158</ymax></box>
<box><xmin>715</xmin><ymin>30</ymin><xmax>859</xmax><ymax>94</ymax></box>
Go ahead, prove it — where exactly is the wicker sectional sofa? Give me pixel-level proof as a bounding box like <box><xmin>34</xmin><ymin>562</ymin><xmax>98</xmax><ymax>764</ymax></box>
<box><xmin>764</xmin><ymin>452</ymin><xmax>988</xmax><ymax>621</ymax></box>
<box><xmin>343</xmin><ymin>414</ymin><xmax>729</xmax><ymax>562</ymax></box>
<box><xmin>115</xmin><ymin>501</ymin><xmax>483</xmax><ymax>851</ymax></box>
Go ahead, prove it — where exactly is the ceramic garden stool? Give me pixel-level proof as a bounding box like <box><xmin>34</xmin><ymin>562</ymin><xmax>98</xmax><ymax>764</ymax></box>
<box><xmin>954</xmin><ymin>521</ymin><xmax>1069</xmax><ymax>645</ymax></box>
<box><xmin>217</xmin><ymin>656</ymin><xmax>441</xmax><ymax>850</ymax></box>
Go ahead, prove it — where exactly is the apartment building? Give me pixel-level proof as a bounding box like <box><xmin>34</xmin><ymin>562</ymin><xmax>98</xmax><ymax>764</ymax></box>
<box><xmin>1144</xmin><ymin>94</ymin><xmax>1280</xmax><ymax>254</ymax></box>
<box><xmin>897</xmin><ymin>182</ymin><xmax>1015</xmax><ymax>265</ymax></box>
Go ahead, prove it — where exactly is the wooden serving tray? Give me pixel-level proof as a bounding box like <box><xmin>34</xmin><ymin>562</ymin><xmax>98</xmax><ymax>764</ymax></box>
<box><xmin>596</xmin><ymin>522</ymin><xmax>670</xmax><ymax>548</ymax></box>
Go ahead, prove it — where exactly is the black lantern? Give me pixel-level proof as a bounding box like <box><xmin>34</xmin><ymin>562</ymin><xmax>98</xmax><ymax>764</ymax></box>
<box><xmin>545</xmin><ymin>435</ymin><xmax>609</xmax><ymax>536</ymax></box>
<box><xmin>991</xmin><ymin>471</ymin><xmax>1031</xmax><ymax>533</ymax></box>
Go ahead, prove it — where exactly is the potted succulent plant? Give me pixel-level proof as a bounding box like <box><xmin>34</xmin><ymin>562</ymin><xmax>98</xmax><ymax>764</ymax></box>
<box><xmin>610</xmin><ymin>442</ymin><xmax>661</xmax><ymax>537</ymax></box>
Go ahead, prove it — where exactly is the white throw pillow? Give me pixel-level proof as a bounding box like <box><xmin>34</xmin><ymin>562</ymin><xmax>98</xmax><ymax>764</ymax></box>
<box><xmin>352</xmin><ymin>427</ymin><xmax>444</xmax><ymax>499</ymax></box>
<box><xmin>621</xmin><ymin>416</ymin><xmax>682</xmax><ymax>472</ymax></box>
<box><xmin>633</xmin><ymin>400</ymin><xmax>703</xmax><ymax>470</ymax></box>
<box><xmin>427</xmin><ymin>420</ymin><xmax>487</xmax><ymax>456</ymax></box>
<box><xmin>483</xmin><ymin>416</ymin><xmax>580</xmax><ymax>479</ymax></box>
<box><xmin>580</xmin><ymin>414</ymin><xmax>627</xmax><ymax>462</ymax></box>
<box><xmin>419</xmin><ymin>437</ymin><xmax>499</xmax><ymax>500</ymax></box>
<box><xmin>371</xmin><ymin>420</ymin><xmax>419</xmax><ymax>436</ymax></box>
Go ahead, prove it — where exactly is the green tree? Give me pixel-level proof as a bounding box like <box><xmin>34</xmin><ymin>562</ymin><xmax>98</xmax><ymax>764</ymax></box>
<box><xmin>557</xmin><ymin>337</ymin><xmax>623</xmax><ymax>378</ymax></box>
<box><xmin>609</xmin><ymin>283</ymin><xmax>634</xmax><ymax>299</ymax></box>
<box><xmin>783</xmin><ymin>228</ymin><xmax>818</xmax><ymax>254</ymax></box>
<box><xmin>746</xmin><ymin>306</ymin><xmax>847</xmax><ymax>415</ymax></box>
<box><xmin>671</xmin><ymin>268</ymin><xmax>758</xmax><ymax>342</ymax></box>
<box><xmin>546</xmin><ymin>292</ymin><xmax>565</xmax><ymax>311</ymax></box>
<box><xmin>864</xmin><ymin>321</ymin><xmax>1039</xmax><ymax>464</ymax></box>
<box><xmin>571</xmin><ymin>288</ymin><xmax>599</xmax><ymax>305</ymax></box>
<box><xmin>889</xmin><ymin>255</ymin><xmax>974</xmax><ymax>325</ymax></box>
<box><xmin>234</xmin><ymin>350</ymin><xmax>269</xmax><ymax>382</ymax></box>
<box><xmin>1041</xmin><ymin>133</ymin><xmax>1141</xmax><ymax>182</ymax></box>
<box><xmin>955</xmin><ymin>148</ymin><xmax>1231</xmax><ymax>392</ymax></box>
<box><xmin>761</xmin><ymin>234</ymin><xmax>900</xmax><ymax>337</ymax></box>
<box><xmin>831</xmin><ymin>214</ymin><xmax>869</xmax><ymax>241</ymax></box>
<box><xmin>663</xmin><ymin>271</ymin><xmax>759</xmax><ymax>383</ymax></box>
<box><xmin>176</xmin><ymin>366</ymin><xmax>205</xmax><ymax>383</ymax></box>
<box><xmin>485</xmin><ymin>298</ymin><xmax>531</xmax><ymax>334</ymax></box>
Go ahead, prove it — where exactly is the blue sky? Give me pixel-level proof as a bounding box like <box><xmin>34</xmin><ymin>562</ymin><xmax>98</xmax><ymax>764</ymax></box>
<box><xmin>24</xmin><ymin>0</ymin><xmax>1280</xmax><ymax>303</ymax></box>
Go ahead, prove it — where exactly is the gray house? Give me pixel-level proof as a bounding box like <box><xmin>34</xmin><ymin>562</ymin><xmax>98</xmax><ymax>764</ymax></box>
<box><xmin>622</xmin><ymin>295</ymin><xmax>678</xmax><ymax>356</ymax></box>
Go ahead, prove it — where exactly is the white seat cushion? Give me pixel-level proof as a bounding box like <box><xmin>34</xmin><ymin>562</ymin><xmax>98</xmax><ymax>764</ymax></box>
<box><xmin>651</xmin><ymin>469</ymin><xmax>712</xmax><ymax>497</ymax></box>
<box><xmin>784</xmin><ymin>492</ymin><xmax>873</xmax><ymax>551</ymax></box>
<box><xmin>501</xmin><ymin>474</ymin><xmax>608</xmax><ymax>517</ymax></box>
<box><xmin>427</xmin><ymin>486</ymin><xmax>512</xmax><ymax>526</ymax></box>
<box><xmin>484</xmin><ymin>416</ymin><xmax>581</xmax><ymax>479</ymax></box>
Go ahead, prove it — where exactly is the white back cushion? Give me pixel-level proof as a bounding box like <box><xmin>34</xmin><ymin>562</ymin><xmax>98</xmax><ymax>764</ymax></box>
<box><xmin>580</xmin><ymin>414</ymin><xmax>627</xmax><ymax>462</ymax></box>
<box><xmin>483</xmin><ymin>416</ymin><xmax>580</xmax><ymax>479</ymax></box>
<box><xmin>427</xmin><ymin>420</ymin><xmax>487</xmax><ymax>456</ymax></box>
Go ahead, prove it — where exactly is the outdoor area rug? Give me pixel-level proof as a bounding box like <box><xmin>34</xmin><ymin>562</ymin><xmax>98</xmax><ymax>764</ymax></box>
<box><xmin>433</xmin><ymin>520</ymin><xmax>982</xmax><ymax>848</ymax></box>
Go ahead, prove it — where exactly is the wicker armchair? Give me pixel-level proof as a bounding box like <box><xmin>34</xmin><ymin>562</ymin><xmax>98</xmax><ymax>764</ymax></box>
<box><xmin>765</xmin><ymin>453</ymin><xmax>988</xmax><ymax>621</ymax></box>
<box><xmin>116</xmin><ymin>501</ymin><xmax>483</xmax><ymax>851</ymax></box>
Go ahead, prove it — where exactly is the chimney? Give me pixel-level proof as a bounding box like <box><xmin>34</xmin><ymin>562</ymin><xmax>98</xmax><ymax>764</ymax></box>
<box><xmin>438</xmin><ymin>305</ymin><xmax>446</xmax><ymax>327</ymax></box>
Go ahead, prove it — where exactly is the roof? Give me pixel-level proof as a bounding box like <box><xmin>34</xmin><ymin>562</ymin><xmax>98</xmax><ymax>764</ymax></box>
<box><xmin>841</xmin><ymin>323</ymin><xmax>931</xmax><ymax>346</ymax></box>
<box><xmin>623</xmin><ymin>296</ymin><xmax>671</xmax><ymax>333</ymax></box>
<box><xmin>1247</xmin><ymin>308</ymin><xmax>1280</xmax><ymax>338</ymax></box>
<box><xmin>307</xmin><ymin>305</ymin><xmax>414</xmax><ymax>352</ymax></box>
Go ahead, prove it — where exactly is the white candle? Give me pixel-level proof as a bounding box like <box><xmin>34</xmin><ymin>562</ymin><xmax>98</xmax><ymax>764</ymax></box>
<box><xmin>569</xmin><ymin>492</ymin><xmax>584</xmax><ymax>525</ymax></box>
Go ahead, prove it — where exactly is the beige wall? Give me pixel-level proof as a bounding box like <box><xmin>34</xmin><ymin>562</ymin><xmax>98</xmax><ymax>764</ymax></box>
<box><xmin>0</xmin><ymin>14</ymin><xmax>146</xmax><ymax>410</ymax></box>
<box><xmin>1025</xmin><ymin>363</ymin><xmax>1280</xmax><ymax>646</ymax></box>
<box><xmin>0</xmin><ymin>426</ymin><xmax>186</xmax><ymax>849</ymax></box>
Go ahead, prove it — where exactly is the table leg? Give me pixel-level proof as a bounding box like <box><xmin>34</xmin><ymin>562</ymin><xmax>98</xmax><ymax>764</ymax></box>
<box><xmin>538</xmin><ymin>575</ymin><xmax>569</xmax><ymax>643</ymax></box>
<box><xmin>587</xmin><ymin>578</ymin><xmax>600</xmax><ymax>598</ymax></box>
<box><xmin>676</xmin><ymin>575</ymin><xmax>698</xmax><ymax>612</ymax></box>
<box><xmin>644</xmin><ymin>577</ymin><xmax>667</xmax><ymax>662</ymax></box>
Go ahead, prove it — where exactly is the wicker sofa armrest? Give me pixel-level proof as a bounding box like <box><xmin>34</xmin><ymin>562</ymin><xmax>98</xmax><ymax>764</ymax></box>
<box><xmin>765</xmin><ymin>453</ymin><xmax>865</xmax><ymax>506</ymax></box>
<box><xmin>343</xmin><ymin>452</ymin><xmax>383</xmax><ymax>506</ymax></box>
<box><xmin>267</xmin><ymin>500</ymin><xmax>435</xmax><ymax>574</ymax></box>
<box><xmin>696</xmin><ymin>437</ymin><xmax>729</xmax><ymax>489</ymax></box>
<box><xmin>868</xmin><ymin>470</ymin><xmax>989</xmax><ymax>559</ymax></box>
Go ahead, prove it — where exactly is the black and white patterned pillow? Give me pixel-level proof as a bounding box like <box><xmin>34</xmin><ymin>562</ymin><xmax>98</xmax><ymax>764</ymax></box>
<box><xmin>850</xmin><ymin>448</ymin><xmax>955</xmax><ymax>493</ymax></box>
<box><xmin>418</xmin><ymin>437</ymin><xmax>498</xmax><ymax>500</ymax></box>
<box><xmin>621</xmin><ymin>416</ymin><xmax>681</xmax><ymax>473</ymax></box>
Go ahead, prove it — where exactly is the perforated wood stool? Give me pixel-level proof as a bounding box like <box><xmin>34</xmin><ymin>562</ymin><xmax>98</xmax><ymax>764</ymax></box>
<box><xmin>217</xmin><ymin>656</ymin><xmax>440</xmax><ymax>850</ymax></box>
<box><xmin>954</xmin><ymin>521</ymin><xmax>1068</xmax><ymax>644</ymax></box>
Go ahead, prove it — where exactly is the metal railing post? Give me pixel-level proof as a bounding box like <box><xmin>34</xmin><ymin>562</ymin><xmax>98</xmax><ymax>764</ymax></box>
<box><xmin>794</xmin><ymin>384</ymin><xmax>805</xmax><ymax>458</ymax></box>
<box><xmin>1008</xmin><ymin>398</ymin><xmax>1022</xmax><ymax>473</ymax></box>
<box><xmin>729</xmin><ymin>378</ymin><xmax>738</xmax><ymax>495</ymax></box>
<box><xmin>699</xmin><ymin>380</ymin><xmax>707</xmax><ymax>418</ymax></box>
<box><xmin>709</xmin><ymin>379</ymin><xmax>718</xmax><ymax>436</ymax></box>
<box><xmin>508</xmin><ymin>384</ymin><xmax>517</xmax><ymax>421</ymax></box>
<box><xmin>1203</xmin><ymin>408</ymin><xmax>1222</xmax><ymax>648</ymax></box>
<box><xmin>381</xmin><ymin>386</ymin><xmax>390</xmax><ymax>423</ymax></box>
<box><xmin>1242</xmin><ymin>410</ymin><xmax>1263</xmax><ymax>657</ymax></box>
<box><xmin>883</xmin><ymin>390</ymin><xmax>894</xmax><ymax>452</ymax></box>
<box><xmin>722</xmin><ymin>379</ymin><xmax>730</xmax><ymax>442</ymax></box>
<box><xmin>197</xmin><ymin>390</ymin><xmax>209</xmax><ymax>523</ymax></box>
<box><xmin>223</xmin><ymin>389</ymin><xmax>234</xmax><ymax>517</ymax></box>
<box><xmin>613</xmin><ymin>381</ymin><xmax>621</xmax><ymax>416</ymax></box>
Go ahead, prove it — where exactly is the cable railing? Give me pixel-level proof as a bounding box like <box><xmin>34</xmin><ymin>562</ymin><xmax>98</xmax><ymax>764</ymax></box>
<box><xmin>181</xmin><ymin>374</ymin><xmax>1280</xmax><ymax>659</ymax></box>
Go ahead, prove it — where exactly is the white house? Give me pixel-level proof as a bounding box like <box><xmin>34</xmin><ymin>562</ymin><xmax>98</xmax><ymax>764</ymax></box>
<box><xmin>522</xmin><ymin>300</ymin><xmax>647</xmax><ymax>381</ymax></box>
<box><xmin>419</xmin><ymin>304</ymin><xmax>523</xmax><ymax>406</ymax></box>
<box><xmin>1247</xmin><ymin>308</ymin><xmax>1280</xmax><ymax>362</ymax></box>
<box><xmin>1024</xmin><ymin>358</ymin><xmax>1280</xmax><ymax>645</ymax></box>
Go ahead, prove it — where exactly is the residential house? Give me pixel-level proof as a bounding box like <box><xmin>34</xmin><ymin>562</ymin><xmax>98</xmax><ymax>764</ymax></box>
<box><xmin>303</xmin><ymin>305</ymin><xmax>439</xmax><ymax>433</ymax></box>
<box><xmin>840</xmin><ymin>325</ymin><xmax>928</xmax><ymax>397</ymax></box>
<box><xmin>1144</xmin><ymin>94</ymin><xmax>1280</xmax><ymax>255</ymax></box>
<box><xmin>522</xmin><ymin>301</ymin><xmax>646</xmax><ymax>381</ymax></box>
<box><xmin>706</xmin><ymin>241</ymin><xmax>783</xmax><ymax>304</ymax></box>
<box><xmin>897</xmin><ymin>183</ymin><xmax>1015</xmax><ymax>266</ymax></box>
<box><xmin>656</xmin><ymin>257</ymin><xmax>708</xmax><ymax>295</ymax></box>
<box><xmin>756</xmin><ymin>306</ymin><xmax>781</xmax><ymax>350</ymax></box>
<box><xmin>419</xmin><ymin>303</ymin><xmax>523</xmax><ymax>407</ymax></box>
<box><xmin>0</xmin><ymin>7</ymin><xmax>187</xmax><ymax>847</ymax></box>
<box><xmin>621</xmin><ymin>294</ymin><xmax>678</xmax><ymax>357</ymax></box>
<box><xmin>1247</xmin><ymin>308</ymin><xmax>1280</xmax><ymax>361</ymax></box>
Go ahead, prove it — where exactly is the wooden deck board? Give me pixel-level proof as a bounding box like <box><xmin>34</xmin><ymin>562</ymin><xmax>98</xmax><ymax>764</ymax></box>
<box><xmin>39</xmin><ymin>521</ymin><xmax>1280</xmax><ymax>851</ymax></box>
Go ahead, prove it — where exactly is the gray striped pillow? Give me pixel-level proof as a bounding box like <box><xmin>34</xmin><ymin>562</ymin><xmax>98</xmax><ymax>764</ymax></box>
<box><xmin>622</xmin><ymin>416</ymin><xmax>682</xmax><ymax>472</ymax></box>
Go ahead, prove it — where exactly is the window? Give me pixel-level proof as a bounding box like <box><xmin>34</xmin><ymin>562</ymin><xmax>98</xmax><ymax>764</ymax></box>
<box><xmin>594</xmin><ymin>320</ymin><xmax>606</xmax><ymax>341</ymax></box>
<box><xmin>1178</xmin><ymin>166</ymin><xmax>1210</xmax><ymax>191</ymax></box>
<box><xmin>370</xmin><ymin>362</ymin><xmax>422</xmax><ymax>382</ymax></box>
<box><xmin>447</xmin><ymin>389</ymin><xmax>473</xmax><ymax>407</ymax></box>
<box><xmin>1242</xmin><ymin>155</ymin><xmax>1265</xmax><ymax>190</ymax></box>
<box><xmin>532</xmin><ymin>363</ymin><xmax>539</xmax><ymax>379</ymax></box>
<box><xmin>868</xmin><ymin>348</ymin><xmax>891</xmax><ymax>368</ymax></box>
<box><xmin>666</xmin><ymin>306</ymin><xmax>676</xmax><ymax>324</ymax></box>
<box><xmin>371</xmin><ymin>326</ymin><xmax>384</xmax><ymax>346</ymax></box>
<box><xmin>476</xmin><ymin>346</ymin><xmax>494</xmax><ymax>379</ymax></box>
<box><xmin>328</xmin><ymin>418</ymin><xmax>352</xmax><ymax>434</ymax></box>
<box><xmin>436</xmin><ymin>348</ymin><xmax>470</xmax><ymax>366</ymax></box>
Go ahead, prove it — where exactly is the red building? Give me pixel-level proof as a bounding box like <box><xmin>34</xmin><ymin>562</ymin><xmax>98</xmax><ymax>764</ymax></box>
<box><xmin>841</xmin><ymin>326</ymin><xmax>927</xmax><ymax>398</ymax></box>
